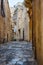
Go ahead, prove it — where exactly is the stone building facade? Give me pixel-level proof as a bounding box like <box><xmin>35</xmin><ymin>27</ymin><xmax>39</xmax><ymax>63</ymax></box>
<box><xmin>24</xmin><ymin>0</ymin><xmax>32</xmax><ymax>42</ymax></box>
<box><xmin>0</xmin><ymin>0</ymin><xmax>12</xmax><ymax>43</ymax></box>
<box><xmin>13</xmin><ymin>3</ymin><xmax>30</xmax><ymax>41</ymax></box>
<box><xmin>25</xmin><ymin>0</ymin><xmax>43</xmax><ymax>65</ymax></box>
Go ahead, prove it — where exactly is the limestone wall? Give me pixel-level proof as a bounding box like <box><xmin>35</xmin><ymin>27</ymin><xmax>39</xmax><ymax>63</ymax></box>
<box><xmin>32</xmin><ymin>0</ymin><xmax>43</xmax><ymax>65</ymax></box>
<box><xmin>0</xmin><ymin>0</ymin><xmax>12</xmax><ymax>43</ymax></box>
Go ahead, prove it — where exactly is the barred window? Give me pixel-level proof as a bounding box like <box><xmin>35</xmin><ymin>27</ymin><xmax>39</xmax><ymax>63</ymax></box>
<box><xmin>1</xmin><ymin>0</ymin><xmax>5</xmax><ymax>17</ymax></box>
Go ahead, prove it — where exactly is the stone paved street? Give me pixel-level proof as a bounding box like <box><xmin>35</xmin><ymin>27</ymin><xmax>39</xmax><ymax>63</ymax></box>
<box><xmin>0</xmin><ymin>41</ymin><xmax>37</xmax><ymax>65</ymax></box>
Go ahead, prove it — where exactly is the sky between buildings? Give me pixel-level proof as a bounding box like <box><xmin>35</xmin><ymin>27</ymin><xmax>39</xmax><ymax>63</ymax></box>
<box><xmin>8</xmin><ymin>0</ymin><xmax>24</xmax><ymax>7</ymax></box>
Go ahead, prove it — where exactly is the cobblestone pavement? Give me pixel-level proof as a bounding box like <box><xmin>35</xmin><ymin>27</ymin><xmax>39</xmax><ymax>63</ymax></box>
<box><xmin>0</xmin><ymin>41</ymin><xmax>37</xmax><ymax>65</ymax></box>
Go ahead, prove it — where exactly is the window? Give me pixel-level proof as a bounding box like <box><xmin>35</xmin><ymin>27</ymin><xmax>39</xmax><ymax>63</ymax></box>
<box><xmin>1</xmin><ymin>0</ymin><xmax>5</xmax><ymax>17</ymax></box>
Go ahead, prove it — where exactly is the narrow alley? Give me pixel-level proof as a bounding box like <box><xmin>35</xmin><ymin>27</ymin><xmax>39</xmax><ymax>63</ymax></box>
<box><xmin>0</xmin><ymin>0</ymin><xmax>43</xmax><ymax>65</ymax></box>
<box><xmin>0</xmin><ymin>41</ymin><xmax>37</xmax><ymax>65</ymax></box>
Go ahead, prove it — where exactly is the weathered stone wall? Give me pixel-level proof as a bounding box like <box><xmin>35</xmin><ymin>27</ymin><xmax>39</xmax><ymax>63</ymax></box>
<box><xmin>29</xmin><ymin>16</ymin><xmax>32</xmax><ymax>42</ymax></box>
<box><xmin>24</xmin><ymin>0</ymin><xmax>32</xmax><ymax>42</ymax></box>
<box><xmin>0</xmin><ymin>0</ymin><xmax>12</xmax><ymax>43</ymax></box>
<box><xmin>4</xmin><ymin>0</ymin><xmax>12</xmax><ymax>42</ymax></box>
<box><xmin>0</xmin><ymin>0</ymin><xmax>5</xmax><ymax>43</ymax></box>
<box><xmin>32</xmin><ymin>0</ymin><xmax>43</xmax><ymax>65</ymax></box>
<box><xmin>0</xmin><ymin>16</ymin><xmax>4</xmax><ymax>43</ymax></box>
